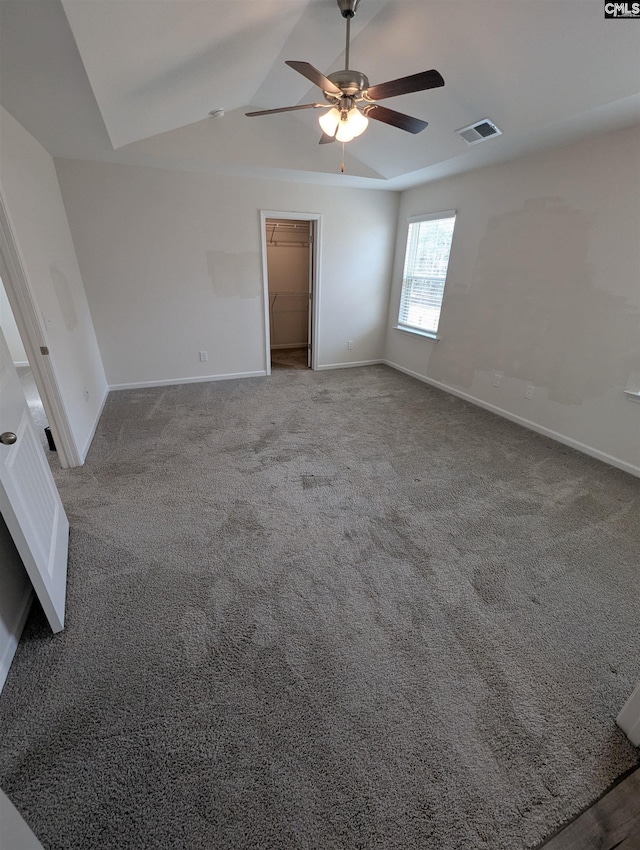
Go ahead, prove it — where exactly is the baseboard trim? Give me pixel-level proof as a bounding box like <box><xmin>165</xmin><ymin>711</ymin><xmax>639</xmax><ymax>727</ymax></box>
<box><xmin>0</xmin><ymin>588</ymin><xmax>33</xmax><ymax>695</ymax></box>
<box><xmin>79</xmin><ymin>384</ymin><xmax>110</xmax><ymax>463</ymax></box>
<box><xmin>316</xmin><ymin>359</ymin><xmax>383</xmax><ymax>371</ymax></box>
<box><xmin>383</xmin><ymin>360</ymin><xmax>640</xmax><ymax>479</ymax></box>
<box><xmin>109</xmin><ymin>371</ymin><xmax>267</xmax><ymax>391</ymax></box>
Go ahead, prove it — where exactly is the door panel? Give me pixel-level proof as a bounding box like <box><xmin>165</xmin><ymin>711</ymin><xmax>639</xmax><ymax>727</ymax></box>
<box><xmin>0</xmin><ymin>328</ymin><xmax>68</xmax><ymax>633</ymax></box>
<box><xmin>307</xmin><ymin>223</ymin><xmax>313</xmax><ymax>368</ymax></box>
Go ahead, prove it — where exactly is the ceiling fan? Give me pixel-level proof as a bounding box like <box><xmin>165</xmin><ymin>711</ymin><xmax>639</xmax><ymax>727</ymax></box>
<box><xmin>246</xmin><ymin>0</ymin><xmax>444</xmax><ymax>145</ymax></box>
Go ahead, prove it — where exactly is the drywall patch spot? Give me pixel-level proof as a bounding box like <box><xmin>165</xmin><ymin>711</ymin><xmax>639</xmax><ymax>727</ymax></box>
<box><xmin>50</xmin><ymin>265</ymin><xmax>78</xmax><ymax>330</ymax></box>
<box><xmin>429</xmin><ymin>198</ymin><xmax>640</xmax><ymax>404</ymax></box>
<box><xmin>207</xmin><ymin>251</ymin><xmax>261</xmax><ymax>298</ymax></box>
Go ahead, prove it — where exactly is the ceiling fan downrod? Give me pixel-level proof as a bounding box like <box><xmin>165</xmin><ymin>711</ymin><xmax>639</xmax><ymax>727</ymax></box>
<box><xmin>337</xmin><ymin>0</ymin><xmax>360</xmax><ymax>71</ymax></box>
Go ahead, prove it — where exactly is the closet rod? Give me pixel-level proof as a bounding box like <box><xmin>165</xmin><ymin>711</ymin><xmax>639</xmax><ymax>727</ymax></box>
<box><xmin>268</xmin><ymin>241</ymin><xmax>310</xmax><ymax>247</ymax></box>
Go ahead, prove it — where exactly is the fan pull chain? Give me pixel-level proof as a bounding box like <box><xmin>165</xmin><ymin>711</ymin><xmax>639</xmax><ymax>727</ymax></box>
<box><xmin>341</xmin><ymin>143</ymin><xmax>345</xmax><ymax>173</ymax></box>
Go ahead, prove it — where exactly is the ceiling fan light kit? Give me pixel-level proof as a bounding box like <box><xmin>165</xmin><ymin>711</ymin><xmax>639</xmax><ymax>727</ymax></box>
<box><xmin>319</xmin><ymin>105</ymin><xmax>368</xmax><ymax>142</ymax></box>
<box><xmin>245</xmin><ymin>0</ymin><xmax>444</xmax><ymax>162</ymax></box>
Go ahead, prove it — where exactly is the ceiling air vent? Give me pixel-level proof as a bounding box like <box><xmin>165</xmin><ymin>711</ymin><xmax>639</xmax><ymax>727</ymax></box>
<box><xmin>457</xmin><ymin>119</ymin><xmax>502</xmax><ymax>145</ymax></box>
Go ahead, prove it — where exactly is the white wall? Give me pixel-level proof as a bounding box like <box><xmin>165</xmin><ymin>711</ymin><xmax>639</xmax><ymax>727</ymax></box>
<box><xmin>53</xmin><ymin>159</ymin><xmax>399</xmax><ymax>386</ymax></box>
<box><xmin>385</xmin><ymin>126</ymin><xmax>640</xmax><ymax>475</ymax></box>
<box><xmin>0</xmin><ymin>106</ymin><xmax>108</xmax><ymax>460</ymax></box>
<box><xmin>0</xmin><ymin>277</ymin><xmax>28</xmax><ymax>364</ymax></box>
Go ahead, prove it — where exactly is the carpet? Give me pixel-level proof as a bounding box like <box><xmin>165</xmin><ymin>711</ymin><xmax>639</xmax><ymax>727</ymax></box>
<box><xmin>271</xmin><ymin>347</ymin><xmax>309</xmax><ymax>370</ymax></box>
<box><xmin>1</xmin><ymin>364</ymin><xmax>638</xmax><ymax>850</ymax></box>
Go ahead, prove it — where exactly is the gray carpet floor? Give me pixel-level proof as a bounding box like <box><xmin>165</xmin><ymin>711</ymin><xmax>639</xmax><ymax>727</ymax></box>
<box><xmin>1</xmin><ymin>364</ymin><xmax>639</xmax><ymax>850</ymax></box>
<box><xmin>271</xmin><ymin>347</ymin><xmax>309</xmax><ymax>370</ymax></box>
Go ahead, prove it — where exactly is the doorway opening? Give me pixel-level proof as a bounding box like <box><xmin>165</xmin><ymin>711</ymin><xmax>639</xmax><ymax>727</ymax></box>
<box><xmin>0</xmin><ymin>192</ymin><xmax>79</xmax><ymax>468</ymax></box>
<box><xmin>266</xmin><ymin>218</ymin><xmax>311</xmax><ymax>370</ymax></box>
<box><xmin>0</xmin><ymin>276</ymin><xmax>54</xmax><ymax>456</ymax></box>
<box><xmin>260</xmin><ymin>211</ymin><xmax>321</xmax><ymax>375</ymax></box>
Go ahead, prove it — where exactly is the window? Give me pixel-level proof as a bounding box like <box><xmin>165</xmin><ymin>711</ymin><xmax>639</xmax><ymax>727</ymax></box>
<box><xmin>397</xmin><ymin>211</ymin><xmax>456</xmax><ymax>338</ymax></box>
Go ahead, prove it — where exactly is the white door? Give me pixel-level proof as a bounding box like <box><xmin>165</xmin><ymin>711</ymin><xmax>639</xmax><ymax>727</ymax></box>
<box><xmin>0</xmin><ymin>327</ymin><xmax>68</xmax><ymax>632</ymax></box>
<box><xmin>307</xmin><ymin>222</ymin><xmax>313</xmax><ymax>369</ymax></box>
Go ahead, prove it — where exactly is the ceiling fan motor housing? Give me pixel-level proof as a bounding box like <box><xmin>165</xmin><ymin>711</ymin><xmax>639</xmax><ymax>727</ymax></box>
<box><xmin>326</xmin><ymin>70</ymin><xmax>369</xmax><ymax>98</ymax></box>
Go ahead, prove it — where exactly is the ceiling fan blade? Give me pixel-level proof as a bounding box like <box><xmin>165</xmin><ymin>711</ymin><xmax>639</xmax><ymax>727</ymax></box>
<box><xmin>365</xmin><ymin>104</ymin><xmax>428</xmax><ymax>134</ymax></box>
<box><xmin>319</xmin><ymin>132</ymin><xmax>336</xmax><ymax>144</ymax></box>
<box><xmin>365</xmin><ymin>69</ymin><xmax>444</xmax><ymax>101</ymax></box>
<box><xmin>246</xmin><ymin>103</ymin><xmax>328</xmax><ymax>117</ymax></box>
<box><xmin>285</xmin><ymin>61</ymin><xmax>342</xmax><ymax>95</ymax></box>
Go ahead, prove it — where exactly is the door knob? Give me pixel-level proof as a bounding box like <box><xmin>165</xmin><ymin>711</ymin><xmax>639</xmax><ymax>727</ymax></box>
<box><xmin>0</xmin><ymin>432</ymin><xmax>17</xmax><ymax>445</ymax></box>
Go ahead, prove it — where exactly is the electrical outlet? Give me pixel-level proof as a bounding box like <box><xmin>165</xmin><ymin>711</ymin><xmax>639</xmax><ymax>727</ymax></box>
<box><xmin>347</xmin><ymin>340</ymin><xmax>354</xmax><ymax>350</ymax></box>
<box><xmin>492</xmin><ymin>372</ymin><xmax>502</xmax><ymax>388</ymax></box>
<box><xmin>199</xmin><ymin>351</ymin><xmax>208</xmax><ymax>362</ymax></box>
<box><xmin>525</xmin><ymin>385</ymin><xmax>535</xmax><ymax>399</ymax></box>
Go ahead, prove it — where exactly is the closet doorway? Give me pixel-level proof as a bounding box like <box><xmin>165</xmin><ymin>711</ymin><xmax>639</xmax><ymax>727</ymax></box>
<box><xmin>260</xmin><ymin>211</ymin><xmax>320</xmax><ymax>374</ymax></box>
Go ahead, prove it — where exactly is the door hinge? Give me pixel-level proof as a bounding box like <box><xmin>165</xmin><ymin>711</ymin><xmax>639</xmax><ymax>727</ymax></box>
<box><xmin>40</xmin><ymin>346</ymin><xmax>50</xmax><ymax>355</ymax></box>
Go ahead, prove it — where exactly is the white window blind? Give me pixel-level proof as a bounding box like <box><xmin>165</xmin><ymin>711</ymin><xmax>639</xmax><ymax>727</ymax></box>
<box><xmin>398</xmin><ymin>212</ymin><xmax>456</xmax><ymax>336</ymax></box>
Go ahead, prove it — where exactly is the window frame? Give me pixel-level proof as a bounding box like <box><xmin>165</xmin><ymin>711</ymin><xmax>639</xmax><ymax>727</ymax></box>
<box><xmin>394</xmin><ymin>210</ymin><xmax>457</xmax><ymax>341</ymax></box>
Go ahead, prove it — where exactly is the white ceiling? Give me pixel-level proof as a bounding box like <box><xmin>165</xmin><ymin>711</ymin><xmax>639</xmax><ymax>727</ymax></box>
<box><xmin>1</xmin><ymin>0</ymin><xmax>639</xmax><ymax>190</ymax></box>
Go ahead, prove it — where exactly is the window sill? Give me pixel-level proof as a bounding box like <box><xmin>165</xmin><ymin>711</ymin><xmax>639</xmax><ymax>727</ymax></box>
<box><xmin>394</xmin><ymin>325</ymin><xmax>440</xmax><ymax>342</ymax></box>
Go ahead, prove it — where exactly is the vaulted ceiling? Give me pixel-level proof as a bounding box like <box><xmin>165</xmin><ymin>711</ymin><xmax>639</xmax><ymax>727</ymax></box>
<box><xmin>1</xmin><ymin>0</ymin><xmax>639</xmax><ymax>190</ymax></box>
